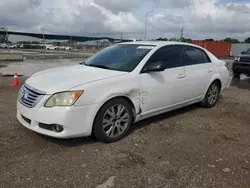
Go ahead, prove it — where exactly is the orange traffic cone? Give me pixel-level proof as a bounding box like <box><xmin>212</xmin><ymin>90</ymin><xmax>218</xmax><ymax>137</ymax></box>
<box><xmin>11</xmin><ymin>73</ymin><xmax>20</xmax><ymax>86</ymax></box>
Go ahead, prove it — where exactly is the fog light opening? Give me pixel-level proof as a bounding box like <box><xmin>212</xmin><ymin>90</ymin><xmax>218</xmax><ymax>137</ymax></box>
<box><xmin>52</xmin><ymin>124</ymin><xmax>64</xmax><ymax>133</ymax></box>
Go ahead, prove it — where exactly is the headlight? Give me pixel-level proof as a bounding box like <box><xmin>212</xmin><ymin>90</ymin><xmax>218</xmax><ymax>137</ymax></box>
<box><xmin>45</xmin><ymin>90</ymin><xmax>83</xmax><ymax>107</ymax></box>
<box><xmin>234</xmin><ymin>57</ymin><xmax>240</xmax><ymax>61</ymax></box>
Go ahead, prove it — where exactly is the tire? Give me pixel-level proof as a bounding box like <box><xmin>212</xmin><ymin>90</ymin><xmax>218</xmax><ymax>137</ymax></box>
<box><xmin>201</xmin><ymin>81</ymin><xmax>221</xmax><ymax>108</ymax></box>
<box><xmin>93</xmin><ymin>98</ymin><xmax>133</xmax><ymax>143</ymax></box>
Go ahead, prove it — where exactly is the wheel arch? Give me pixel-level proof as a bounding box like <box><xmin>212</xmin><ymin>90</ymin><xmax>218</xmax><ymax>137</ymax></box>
<box><xmin>204</xmin><ymin>74</ymin><xmax>222</xmax><ymax>96</ymax></box>
<box><xmin>212</xmin><ymin>79</ymin><xmax>222</xmax><ymax>90</ymax></box>
<box><xmin>201</xmin><ymin>78</ymin><xmax>222</xmax><ymax>108</ymax></box>
<box><xmin>101</xmin><ymin>95</ymin><xmax>136</xmax><ymax>115</ymax></box>
<box><xmin>91</xmin><ymin>95</ymin><xmax>138</xmax><ymax>134</ymax></box>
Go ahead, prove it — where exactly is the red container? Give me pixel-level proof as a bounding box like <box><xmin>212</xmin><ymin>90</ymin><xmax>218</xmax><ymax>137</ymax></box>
<box><xmin>191</xmin><ymin>40</ymin><xmax>231</xmax><ymax>57</ymax></box>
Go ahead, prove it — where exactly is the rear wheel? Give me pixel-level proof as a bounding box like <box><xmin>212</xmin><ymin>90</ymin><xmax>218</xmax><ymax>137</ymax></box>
<box><xmin>93</xmin><ymin>98</ymin><xmax>133</xmax><ymax>143</ymax></box>
<box><xmin>201</xmin><ymin>81</ymin><xmax>221</xmax><ymax>108</ymax></box>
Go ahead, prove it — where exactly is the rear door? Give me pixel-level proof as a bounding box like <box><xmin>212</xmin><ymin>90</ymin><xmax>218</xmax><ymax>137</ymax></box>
<box><xmin>139</xmin><ymin>45</ymin><xmax>188</xmax><ymax>116</ymax></box>
<box><xmin>183</xmin><ymin>46</ymin><xmax>215</xmax><ymax>99</ymax></box>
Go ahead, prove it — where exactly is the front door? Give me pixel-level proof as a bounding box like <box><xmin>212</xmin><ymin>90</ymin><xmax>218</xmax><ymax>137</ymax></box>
<box><xmin>139</xmin><ymin>45</ymin><xmax>187</xmax><ymax>116</ymax></box>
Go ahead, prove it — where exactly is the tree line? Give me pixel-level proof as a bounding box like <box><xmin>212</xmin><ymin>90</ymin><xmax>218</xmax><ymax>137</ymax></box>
<box><xmin>155</xmin><ymin>37</ymin><xmax>250</xmax><ymax>43</ymax></box>
<box><xmin>2</xmin><ymin>35</ymin><xmax>250</xmax><ymax>44</ymax></box>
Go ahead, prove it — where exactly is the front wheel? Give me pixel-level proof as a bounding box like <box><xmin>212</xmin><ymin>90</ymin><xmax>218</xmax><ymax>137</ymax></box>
<box><xmin>93</xmin><ymin>98</ymin><xmax>133</xmax><ymax>143</ymax></box>
<box><xmin>201</xmin><ymin>81</ymin><xmax>221</xmax><ymax>108</ymax></box>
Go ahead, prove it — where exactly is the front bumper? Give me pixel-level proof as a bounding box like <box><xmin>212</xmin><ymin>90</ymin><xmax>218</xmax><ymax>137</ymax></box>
<box><xmin>233</xmin><ymin>61</ymin><xmax>250</xmax><ymax>74</ymax></box>
<box><xmin>17</xmin><ymin>97</ymin><xmax>99</xmax><ymax>138</ymax></box>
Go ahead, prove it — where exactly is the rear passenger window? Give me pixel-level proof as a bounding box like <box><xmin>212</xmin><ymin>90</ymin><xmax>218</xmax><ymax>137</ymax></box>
<box><xmin>184</xmin><ymin>47</ymin><xmax>211</xmax><ymax>65</ymax></box>
<box><xmin>201</xmin><ymin>50</ymin><xmax>211</xmax><ymax>63</ymax></box>
<box><xmin>147</xmin><ymin>45</ymin><xmax>184</xmax><ymax>69</ymax></box>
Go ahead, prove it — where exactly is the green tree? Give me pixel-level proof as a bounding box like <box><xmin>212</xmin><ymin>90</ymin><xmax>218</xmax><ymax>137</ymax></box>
<box><xmin>31</xmin><ymin>41</ymin><xmax>40</xmax><ymax>44</ymax></box>
<box><xmin>222</xmin><ymin>38</ymin><xmax>240</xmax><ymax>43</ymax></box>
<box><xmin>168</xmin><ymin>37</ymin><xmax>179</xmax><ymax>41</ymax></box>
<box><xmin>0</xmin><ymin>33</ymin><xmax>10</xmax><ymax>43</ymax></box>
<box><xmin>0</xmin><ymin>38</ymin><xmax>11</xmax><ymax>43</ymax></box>
<box><xmin>53</xmin><ymin>41</ymin><xmax>61</xmax><ymax>46</ymax></box>
<box><xmin>182</xmin><ymin>37</ymin><xmax>192</xmax><ymax>43</ymax></box>
<box><xmin>155</xmin><ymin>37</ymin><xmax>192</xmax><ymax>42</ymax></box>
<box><xmin>17</xmin><ymin>41</ymin><xmax>32</xmax><ymax>44</ymax></box>
<box><xmin>205</xmin><ymin>38</ymin><xmax>214</xmax><ymax>41</ymax></box>
<box><xmin>0</xmin><ymin>37</ymin><xmax>5</xmax><ymax>43</ymax></box>
<box><xmin>245</xmin><ymin>38</ymin><xmax>250</xmax><ymax>43</ymax></box>
<box><xmin>155</xmin><ymin>37</ymin><xmax>168</xmax><ymax>41</ymax></box>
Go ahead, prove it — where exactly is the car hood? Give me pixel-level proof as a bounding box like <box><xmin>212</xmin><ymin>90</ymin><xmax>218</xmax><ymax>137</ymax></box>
<box><xmin>25</xmin><ymin>65</ymin><xmax>127</xmax><ymax>94</ymax></box>
<box><xmin>238</xmin><ymin>54</ymin><xmax>250</xmax><ymax>58</ymax></box>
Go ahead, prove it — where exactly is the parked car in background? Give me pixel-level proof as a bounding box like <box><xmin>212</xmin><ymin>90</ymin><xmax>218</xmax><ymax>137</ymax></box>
<box><xmin>0</xmin><ymin>44</ymin><xmax>18</xmax><ymax>49</ymax></box>
<box><xmin>64</xmin><ymin>46</ymin><xmax>72</xmax><ymax>50</ymax></box>
<box><xmin>0</xmin><ymin>43</ymin><xmax>7</xmax><ymax>48</ymax></box>
<box><xmin>9</xmin><ymin>44</ymin><xmax>17</xmax><ymax>49</ymax></box>
<box><xmin>58</xmin><ymin>46</ymin><xmax>72</xmax><ymax>50</ymax></box>
<box><xmin>233</xmin><ymin>48</ymin><xmax>250</xmax><ymax>76</ymax></box>
<box><xmin>46</xmin><ymin>45</ymin><xmax>58</xmax><ymax>50</ymax></box>
<box><xmin>57</xmin><ymin>46</ymin><xmax>64</xmax><ymax>50</ymax></box>
<box><xmin>17</xmin><ymin>41</ymin><xmax>229</xmax><ymax>142</ymax></box>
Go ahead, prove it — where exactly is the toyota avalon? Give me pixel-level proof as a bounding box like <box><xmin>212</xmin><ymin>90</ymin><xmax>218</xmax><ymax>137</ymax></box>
<box><xmin>17</xmin><ymin>41</ymin><xmax>230</xmax><ymax>142</ymax></box>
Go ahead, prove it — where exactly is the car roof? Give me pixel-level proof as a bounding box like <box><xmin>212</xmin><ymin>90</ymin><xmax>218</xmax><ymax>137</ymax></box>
<box><xmin>120</xmin><ymin>41</ymin><xmax>200</xmax><ymax>48</ymax></box>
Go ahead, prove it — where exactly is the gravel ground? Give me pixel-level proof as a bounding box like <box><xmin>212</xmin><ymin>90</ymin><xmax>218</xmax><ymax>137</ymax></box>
<box><xmin>0</xmin><ymin>76</ymin><xmax>250</xmax><ymax>188</ymax></box>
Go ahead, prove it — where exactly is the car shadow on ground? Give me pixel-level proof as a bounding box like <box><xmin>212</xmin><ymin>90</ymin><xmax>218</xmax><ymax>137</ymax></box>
<box><xmin>131</xmin><ymin>104</ymin><xmax>199</xmax><ymax>132</ymax></box>
<box><xmin>230</xmin><ymin>76</ymin><xmax>250</xmax><ymax>91</ymax></box>
<box><xmin>37</xmin><ymin>133</ymin><xmax>98</xmax><ymax>147</ymax></box>
<box><xmin>38</xmin><ymin>104</ymin><xmax>200</xmax><ymax>147</ymax></box>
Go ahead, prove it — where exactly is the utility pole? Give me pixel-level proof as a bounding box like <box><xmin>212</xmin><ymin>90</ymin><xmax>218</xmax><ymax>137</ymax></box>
<box><xmin>42</xmin><ymin>28</ymin><xmax>46</xmax><ymax>60</ymax></box>
<box><xmin>121</xmin><ymin>32</ymin><xmax>123</xmax><ymax>41</ymax></box>
<box><xmin>180</xmin><ymin>27</ymin><xmax>184</xmax><ymax>42</ymax></box>
<box><xmin>144</xmin><ymin>11</ymin><xmax>153</xmax><ymax>41</ymax></box>
<box><xmin>97</xmin><ymin>32</ymin><xmax>100</xmax><ymax>48</ymax></box>
<box><xmin>70</xmin><ymin>35</ymin><xmax>72</xmax><ymax>57</ymax></box>
<box><xmin>6</xmin><ymin>28</ymin><xmax>10</xmax><ymax>55</ymax></box>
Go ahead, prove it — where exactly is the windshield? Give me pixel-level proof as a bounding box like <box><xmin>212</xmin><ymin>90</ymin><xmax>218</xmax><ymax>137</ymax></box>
<box><xmin>84</xmin><ymin>44</ymin><xmax>155</xmax><ymax>72</ymax></box>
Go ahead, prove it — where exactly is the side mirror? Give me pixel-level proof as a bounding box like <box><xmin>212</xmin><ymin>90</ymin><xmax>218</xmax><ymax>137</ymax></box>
<box><xmin>241</xmin><ymin>51</ymin><xmax>246</xmax><ymax>54</ymax></box>
<box><xmin>142</xmin><ymin>61</ymin><xmax>165</xmax><ymax>73</ymax></box>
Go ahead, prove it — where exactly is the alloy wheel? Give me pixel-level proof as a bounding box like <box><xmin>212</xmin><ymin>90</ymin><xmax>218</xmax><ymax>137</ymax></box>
<box><xmin>102</xmin><ymin>104</ymin><xmax>130</xmax><ymax>138</ymax></box>
<box><xmin>207</xmin><ymin>84</ymin><xmax>219</xmax><ymax>105</ymax></box>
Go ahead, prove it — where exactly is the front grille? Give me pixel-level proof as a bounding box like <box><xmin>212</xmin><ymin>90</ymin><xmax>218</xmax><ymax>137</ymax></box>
<box><xmin>239</xmin><ymin>57</ymin><xmax>250</xmax><ymax>62</ymax></box>
<box><xmin>18</xmin><ymin>84</ymin><xmax>46</xmax><ymax>108</ymax></box>
<box><xmin>238</xmin><ymin>63</ymin><xmax>250</xmax><ymax>67</ymax></box>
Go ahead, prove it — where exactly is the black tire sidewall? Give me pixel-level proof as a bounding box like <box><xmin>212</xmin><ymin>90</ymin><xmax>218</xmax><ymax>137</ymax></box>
<box><xmin>93</xmin><ymin>98</ymin><xmax>133</xmax><ymax>143</ymax></box>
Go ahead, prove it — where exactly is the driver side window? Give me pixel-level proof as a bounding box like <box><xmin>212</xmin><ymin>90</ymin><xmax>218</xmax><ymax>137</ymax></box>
<box><xmin>147</xmin><ymin>45</ymin><xmax>184</xmax><ymax>69</ymax></box>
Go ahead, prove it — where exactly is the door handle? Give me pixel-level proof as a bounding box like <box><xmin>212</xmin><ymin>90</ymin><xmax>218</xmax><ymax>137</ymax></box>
<box><xmin>177</xmin><ymin>74</ymin><xmax>185</xmax><ymax>79</ymax></box>
<box><xmin>208</xmin><ymin>69</ymin><xmax>213</xmax><ymax>73</ymax></box>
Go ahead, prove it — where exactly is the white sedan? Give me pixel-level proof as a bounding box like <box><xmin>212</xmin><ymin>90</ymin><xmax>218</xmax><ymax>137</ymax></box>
<box><xmin>46</xmin><ymin>45</ymin><xmax>58</xmax><ymax>50</ymax></box>
<box><xmin>17</xmin><ymin>41</ymin><xmax>229</xmax><ymax>142</ymax></box>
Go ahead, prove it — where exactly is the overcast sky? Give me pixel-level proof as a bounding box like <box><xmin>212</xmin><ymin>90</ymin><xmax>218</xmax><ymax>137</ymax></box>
<box><xmin>1</xmin><ymin>0</ymin><xmax>250</xmax><ymax>41</ymax></box>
